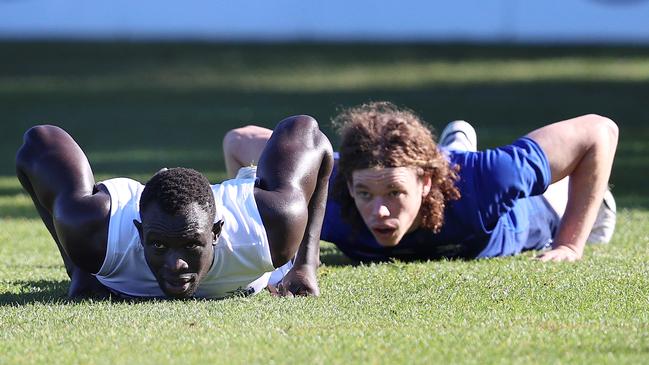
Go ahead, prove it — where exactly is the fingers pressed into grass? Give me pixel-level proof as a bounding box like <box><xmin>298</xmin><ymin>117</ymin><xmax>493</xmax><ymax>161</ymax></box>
<box><xmin>535</xmin><ymin>246</ymin><xmax>581</xmax><ymax>262</ymax></box>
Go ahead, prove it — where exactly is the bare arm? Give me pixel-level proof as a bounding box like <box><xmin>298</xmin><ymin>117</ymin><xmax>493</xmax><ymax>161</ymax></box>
<box><xmin>223</xmin><ymin>125</ymin><xmax>272</xmax><ymax>178</ymax></box>
<box><xmin>253</xmin><ymin>116</ymin><xmax>333</xmax><ymax>296</ymax></box>
<box><xmin>527</xmin><ymin>114</ymin><xmax>618</xmax><ymax>261</ymax></box>
<box><xmin>15</xmin><ymin>125</ymin><xmax>110</xmax><ymax>274</ymax></box>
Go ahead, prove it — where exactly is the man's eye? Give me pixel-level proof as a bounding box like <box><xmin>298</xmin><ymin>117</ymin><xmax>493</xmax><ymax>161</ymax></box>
<box><xmin>151</xmin><ymin>241</ymin><xmax>165</xmax><ymax>249</ymax></box>
<box><xmin>389</xmin><ymin>190</ymin><xmax>403</xmax><ymax>197</ymax></box>
<box><xmin>185</xmin><ymin>243</ymin><xmax>199</xmax><ymax>249</ymax></box>
<box><xmin>357</xmin><ymin>191</ymin><xmax>371</xmax><ymax>199</ymax></box>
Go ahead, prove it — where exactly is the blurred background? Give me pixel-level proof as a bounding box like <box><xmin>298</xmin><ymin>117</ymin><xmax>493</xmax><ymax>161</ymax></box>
<box><xmin>1</xmin><ymin>0</ymin><xmax>648</xmax><ymax>219</ymax></box>
<box><xmin>3</xmin><ymin>0</ymin><xmax>649</xmax><ymax>42</ymax></box>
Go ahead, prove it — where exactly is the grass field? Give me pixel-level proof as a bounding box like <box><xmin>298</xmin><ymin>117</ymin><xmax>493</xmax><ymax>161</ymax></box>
<box><xmin>1</xmin><ymin>41</ymin><xmax>648</xmax><ymax>364</ymax></box>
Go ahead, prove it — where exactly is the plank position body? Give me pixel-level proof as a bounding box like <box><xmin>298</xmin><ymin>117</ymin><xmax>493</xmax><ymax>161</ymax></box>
<box><xmin>16</xmin><ymin>115</ymin><xmax>333</xmax><ymax>298</ymax></box>
<box><xmin>224</xmin><ymin>102</ymin><xmax>618</xmax><ymax>262</ymax></box>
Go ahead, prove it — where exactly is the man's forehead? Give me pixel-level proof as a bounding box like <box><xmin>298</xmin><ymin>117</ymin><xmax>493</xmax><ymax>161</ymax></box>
<box><xmin>352</xmin><ymin>167</ymin><xmax>418</xmax><ymax>186</ymax></box>
<box><xmin>179</xmin><ymin>202</ymin><xmax>212</xmax><ymax>221</ymax></box>
<box><xmin>141</xmin><ymin>202</ymin><xmax>213</xmax><ymax>232</ymax></box>
<box><xmin>145</xmin><ymin>226</ymin><xmax>204</xmax><ymax>240</ymax></box>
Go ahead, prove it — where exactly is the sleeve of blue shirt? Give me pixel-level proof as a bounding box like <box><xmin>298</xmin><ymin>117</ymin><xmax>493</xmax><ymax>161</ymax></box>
<box><xmin>452</xmin><ymin>137</ymin><xmax>552</xmax><ymax>232</ymax></box>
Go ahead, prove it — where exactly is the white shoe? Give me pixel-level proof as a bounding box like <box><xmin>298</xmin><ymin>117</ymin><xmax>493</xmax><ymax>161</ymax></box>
<box><xmin>439</xmin><ymin>120</ymin><xmax>477</xmax><ymax>152</ymax></box>
<box><xmin>587</xmin><ymin>189</ymin><xmax>616</xmax><ymax>244</ymax></box>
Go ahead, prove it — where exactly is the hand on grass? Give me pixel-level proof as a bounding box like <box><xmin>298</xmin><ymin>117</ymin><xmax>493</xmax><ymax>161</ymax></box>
<box><xmin>535</xmin><ymin>245</ymin><xmax>582</xmax><ymax>262</ymax></box>
<box><xmin>267</xmin><ymin>265</ymin><xmax>319</xmax><ymax>297</ymax></box>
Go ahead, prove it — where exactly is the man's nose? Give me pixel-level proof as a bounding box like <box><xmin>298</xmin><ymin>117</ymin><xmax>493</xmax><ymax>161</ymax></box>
<box><xmin>166</xmin><ymin>253</ymin><xmax>189</xmax><ymax>272</ymax></box>
<box><xmin>373</xmin><ymin>200</ymin><xmax>390</xmax><ymax>218</ymax></box>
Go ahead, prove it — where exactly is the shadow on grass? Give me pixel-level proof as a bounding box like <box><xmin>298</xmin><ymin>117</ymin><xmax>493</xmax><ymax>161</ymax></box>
<box><xmin>0</xmin><ymin>186</ymin><xmax>24</xmax><ymax>196</ymax></box>
<box><xmin>0</xmin><ymin>206</ymin><xmax>39</xmax><ymax>219</ymax></box>
<box><xmin>2</xmin><ymin>80</ymin><xmax>648</xmax><ymax>205</ymax></box>
<box><xmin>0</xmin><ymin>279</ymin><xmax>172</xmax><ymax>305</ymax></box>
<box><xmin>320</xmin><ymin>245</ymin><xmax>356</xmax><ymax>267</ymax></box>
<box><xmin>4</xmin><ymin>42</ymin><xmax>649</xmax><ymax>78</ymax></box>
<box><xmin>0</xmin><ymin>279</ymin><xmax>262</xmax><ymax>304</ymax></box>
<box><xmin>0</xmin><ymin>279</ymin><xmax>70</xmax><ymax>306</ymax></box>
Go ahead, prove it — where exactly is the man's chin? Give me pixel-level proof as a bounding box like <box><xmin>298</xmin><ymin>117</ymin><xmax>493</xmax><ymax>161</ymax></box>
<box><xmin>370</xmin><ymin>226</ymin><xmax>404</xmax><ymax>247</ymax></box>
<box><xmin>375</xmin><ymin>236</ymin><xmax>402</xmax><ymax>247</ymax></box>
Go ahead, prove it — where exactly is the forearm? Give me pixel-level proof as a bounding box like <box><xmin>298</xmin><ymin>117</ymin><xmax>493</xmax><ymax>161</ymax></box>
<box><xmin>293</xmin><ymin>233</ymin><xmax>321</xmax><ymax>269</ymax></box>
<box><xmin>552</xmin><ymin>164</ymin><xmax>611</xmax><ymax>257</ymax></box>
<box><xmin>293</xmin><ymin>160</ymin><xmax>331</xmax><ymax>269</ymax></box>
<box><xmin>293</xmin><ymin>203</ymin><xmax>325</xmax><ymax>269</ymax></box>
<box><xmin>223</xmin><ymin>125</ymin><xmax>272</xmax><ymax>178</ymax></box>
<box><xmin>258</xmin><ymin>116</ymin><xmax>333</xmax><ymax>296</ymax></box>
<box><xmin>528</xmin><ymin>114</ymin><xmax>618</xmax><ymax>260</ymax></box>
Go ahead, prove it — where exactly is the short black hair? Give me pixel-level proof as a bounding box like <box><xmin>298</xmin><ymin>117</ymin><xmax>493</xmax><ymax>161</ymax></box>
<box><xmin>140</xmin><ymin>167</ymin><xmax>216</xmax><ymax>219</ymax></box>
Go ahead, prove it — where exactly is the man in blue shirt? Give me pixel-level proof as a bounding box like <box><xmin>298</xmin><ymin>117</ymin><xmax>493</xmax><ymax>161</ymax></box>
<box><xmin>223</xmin><ymin>101</ymin><xmax>618</xmax><ymax>263</ymax></box>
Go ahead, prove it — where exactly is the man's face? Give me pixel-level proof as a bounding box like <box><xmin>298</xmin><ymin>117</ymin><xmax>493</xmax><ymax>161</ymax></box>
<box><xmin>348</xmin><ymin>167</ymin><xmax>431</xmax><ymax>247</ymax></box>
<box><xmin>135</xmin><ymin>202</ymin><xmax>221</xmax><ymax>299</ymax></box>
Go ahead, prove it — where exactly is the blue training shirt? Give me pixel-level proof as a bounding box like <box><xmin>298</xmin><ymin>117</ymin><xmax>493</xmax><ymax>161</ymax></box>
<box><xmin>321</xmin><ymin>137</ymin><xmax>561</xmax><ymax>262</ymax></box>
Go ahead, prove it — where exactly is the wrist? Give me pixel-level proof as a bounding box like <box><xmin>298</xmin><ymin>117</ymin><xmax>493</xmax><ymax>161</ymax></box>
<box><xmin>552</xmin><ymin>243</ymin><xmax>583</xmax><ymax>258</ymax></box>
<box><xmin>292</xmin><ymin>262</ymin><xmax>318</xmax><ymax>271</ymax></box>
<box><xmin>293</xmin><ymin>246</ymin><xmax>320</xmax><ymax>268</ymax></box>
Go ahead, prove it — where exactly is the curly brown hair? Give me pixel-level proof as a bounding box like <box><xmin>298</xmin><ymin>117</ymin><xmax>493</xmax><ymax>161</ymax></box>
<box><xmin>332</xmin><ymin>101</ymin><xmax>460</xmax><ymax>233</ymax></box>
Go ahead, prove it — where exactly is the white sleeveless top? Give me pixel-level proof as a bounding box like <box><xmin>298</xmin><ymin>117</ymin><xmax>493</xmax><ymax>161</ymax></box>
<box><xmin>95</xmin><ymin>176</ymin><xmax>288</xmax><ymax>298</ymax></box>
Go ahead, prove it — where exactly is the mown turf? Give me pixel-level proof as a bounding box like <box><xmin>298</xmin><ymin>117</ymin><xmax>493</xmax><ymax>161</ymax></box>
<box><xmin>1</xmin><ymin>212</ymin><xmax>648</xmax><ymax>364</ymax></box>
<box><xmin>1</xmin><ymin>42</ymin><xmax>648</xmax><ymax>364</ymax></box>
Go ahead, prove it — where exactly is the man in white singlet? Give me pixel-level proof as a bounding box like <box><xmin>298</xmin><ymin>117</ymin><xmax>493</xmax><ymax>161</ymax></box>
<box><xmin>16</xmin><ymin>115</ymin><xmax>333</xmax><ymax>299</ymax></box>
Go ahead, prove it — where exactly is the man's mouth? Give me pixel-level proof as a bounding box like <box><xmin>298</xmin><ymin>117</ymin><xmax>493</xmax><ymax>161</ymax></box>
<box><xmin>162</xmin><ymin>275</ymin><xmax>195</xmax><ymax>296</ymax></box>
<box><xmin>371</xmin><ymin>226</ymin><xmax>397</xmax><ymax>238</ymax></box>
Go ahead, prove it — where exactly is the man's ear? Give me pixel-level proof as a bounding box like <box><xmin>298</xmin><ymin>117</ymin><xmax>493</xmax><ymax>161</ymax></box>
<box><xmin>346</xmin><ymin>179</ymin><xmax>354</xmax><ymax>197</ymax></box>
<box><xmin>212</xmin><ymin>220</ymin><xmax>224</xmax><ymax>243</ymax></box>
<box><xmin>133</xmin><ymin>219</ymin><xmax>143</xmax><ymax>243</ymax></box>
<box><xmin>422</xmin><ymin>173</ymin><xmax>432</xmax><ymax>197</ymax></box>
